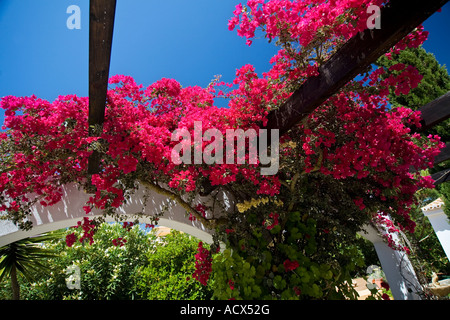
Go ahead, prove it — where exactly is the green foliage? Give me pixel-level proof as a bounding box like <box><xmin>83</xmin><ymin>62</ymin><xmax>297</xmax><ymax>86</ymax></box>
<box><xmin>376</xmin><ymin>47</ymin><xmax>450</xmax><ymax>171</ymax></box>
<box><xmin>213</xmin><ymin>249</ymin><xmax>263</xmax><ymax>300</ymax></box>
<box><xmin>0</xmin><ymin>231</ymin><xmax>62</xmax><ymax>299</ymax></box>
<box><xmin>376</xmin><ymin>46</ymin><xmax>450</xmax><ymax>113</ymax></box>
<box><xmin>377</xmin><ymin>46</ymin><xmax>450</xmax><ymax>280</ymax></box>
<box><xmin>16</xmin><ymin>223</ymin><xmax>151</xmax><ymax>300</ymax></box>
<box><xmin>1</xmin><ymin>223</ymin><xmax>215</xmax><ymax>300</ymax></box>
<box><xmin>0</xmin><ymin>232</ymin><xmax>61</xmax><ymax>283</ymax></box>
<box><xmin>438</xmin><ymin>182</ymin><xmax>450</xmax><ymax>220</ymax></box>
<box><xmin>135</xmin><ymin>231</ymin><xmax>214</xmax><ymax>300</ymax></box>
<box><xmin>213</xmin><ymin>207</ymin><xmax>365</xmax><ymax>300</ymax></box>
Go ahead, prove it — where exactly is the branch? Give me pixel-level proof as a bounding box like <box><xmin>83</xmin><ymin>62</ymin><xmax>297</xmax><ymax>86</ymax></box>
<box><xmin>287</xmin><ymin>148</ymin><xmax>324</xmax><ymax>212</ymax></box>
<box><xmin>139</xmin><ymin>179</ymin><xmax>228</xmax><ymax>229</ymax></box>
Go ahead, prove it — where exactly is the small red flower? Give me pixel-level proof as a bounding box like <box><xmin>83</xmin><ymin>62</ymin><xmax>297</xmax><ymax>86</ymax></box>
<box><xmin>192</xmin><ymin>242</ymin><xmax>212</xmax><ymax>286</ymax></box>
<box><xmin>123</xmin><ymin>221</ymin><xmax>133</xmax><ymax>231</ymax></box>
<box><xmin>283</xmin><ymin>259</ymin><xmax>299</xmax><ymax>272</ymax></box>
<box><xmin>380</xmin><ymin>281</ymin><xmax>390</xmax><ymax>290</ymax></box>
<box><xmin>112</xmin><ymin>237</ymin><xmax>127</xmax><ymax>247</ymax></box>
<box><xmin>82</xmin><ymin>205</ymin><xmax>91</xmax><ymax>214</ymax></box>
<box><xmin>65</xmin><ymin>233</ymin><xmax>77</xmax><ymax>247</ymax></box>
<box><xmin>195</xmin><ymin>204</ymin><xmax>207</xmax><ymax>217</ymax></box>
<box><xmin>263</xmin><ymin>212</ymin><xmax>279</xmax><ymax>230</ymax></box>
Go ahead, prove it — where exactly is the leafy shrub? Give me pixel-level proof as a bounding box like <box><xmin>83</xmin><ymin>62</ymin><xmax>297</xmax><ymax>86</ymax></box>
<box><xmin>135</xmin><ymin>230</ymin><xmax>214</xmax><ymax>300</ymax></box>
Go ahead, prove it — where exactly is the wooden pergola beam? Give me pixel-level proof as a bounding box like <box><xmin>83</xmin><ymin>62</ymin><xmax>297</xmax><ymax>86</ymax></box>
<box><xmin>88</xmin><ymin>0</ymin><xmax>117</xmax><ymax>174</ymax></box>
<box><xmin>83</xmin><ymin>0</ymin><xmax>449</xmax><ymax>176</ymax></box>
<box><xmin>266</xmin><ymin>0</ymin><xmax>448</xmax><ymax>136</ymax></box>
<box><xmin>416</xmin><ymin>91</ymin><xmax>450</xmax><ymax>131</ymax></box>
<box><xmin>434</xmin><ymin>143</ymin><xmax>450</xmax><ymax>166</ymax></box>
<box><xmin>432</xmin><ymin>168</ymin><xmax>450</xmax><ymax>185</ymax></box>
<box><xmin>413</xmin><ymin>91</ymin><xmax>450</xmax><ymax>167</ymax></box>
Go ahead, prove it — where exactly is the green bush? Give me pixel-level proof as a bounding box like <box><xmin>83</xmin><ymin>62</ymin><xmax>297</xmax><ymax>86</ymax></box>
<box><xmin>212</xmin><ymin>210</ymin><xmax>366</xmax><ymax>300</ymax></box>
<box><xmin>134</xmin><ymin>230</ymin><xmax>214</xmax><ymax>300</ymax></box>
<box><xmin>23</xmin><ymin>223</ymin><xmax>151</xmax><ymax>300</ymax></box>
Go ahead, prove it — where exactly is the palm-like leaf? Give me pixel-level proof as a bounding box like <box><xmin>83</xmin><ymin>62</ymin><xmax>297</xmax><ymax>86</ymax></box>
<box><xmin>0</xmin><ymin>230</ymin><xmax>63</xmax><ymax>283</ymax></box>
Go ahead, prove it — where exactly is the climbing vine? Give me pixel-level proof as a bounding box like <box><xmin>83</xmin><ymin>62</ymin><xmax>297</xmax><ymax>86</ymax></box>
<box><xmin>0</xmin><ymin>0</ymin><xmax>444</xmax><ymax>299</ymax></box>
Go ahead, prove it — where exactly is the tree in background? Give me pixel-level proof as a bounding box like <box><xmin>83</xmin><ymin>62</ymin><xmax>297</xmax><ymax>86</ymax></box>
<box><xmin>0</xmin><ymin>232</ymin><xmax>61</xmax><ymax>299</ymax></box>
<box><xmin>376</xmin><ymin>47</ymin><xmax>450</xmax><ymax>112</ymax></box>
<box><xmin>376</xmin><ymin>46</ymin><xmax>450</xmax><ymax>171</ymax></box>
<box><xmin>376</xmin><ymin>47</ymin><xmax>450</xmax><ymax>281</ymax></box>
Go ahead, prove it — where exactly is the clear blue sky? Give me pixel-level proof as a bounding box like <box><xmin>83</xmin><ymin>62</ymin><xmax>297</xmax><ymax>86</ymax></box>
<box><xmin>1</xmin><ymin>0</ymin><xmax>449</xmax><ymax>126</ymax></box>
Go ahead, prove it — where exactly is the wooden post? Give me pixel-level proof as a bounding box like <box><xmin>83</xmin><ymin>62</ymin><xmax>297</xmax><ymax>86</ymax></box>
<box><xmin>88</xmin><ymin>0</ymin><xmax>117</xmax><ymax>174</ymax></box>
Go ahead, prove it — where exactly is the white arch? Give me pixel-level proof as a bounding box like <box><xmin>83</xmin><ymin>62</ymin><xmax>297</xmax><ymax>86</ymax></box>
<box><xmin>1</xmin><ymin>182</ymin><xmax>426</xmax><ymax>300</ymax></box>
<box><xmin>0</xmin><ymin>183</ymin><xmax>231</xmax><ymax>247</ymax></box>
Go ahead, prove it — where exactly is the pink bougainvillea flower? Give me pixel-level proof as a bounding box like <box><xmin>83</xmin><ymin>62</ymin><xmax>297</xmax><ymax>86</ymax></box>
<box><xmin>192</xmin><ymin>242</ymin><xmax>212</xmax><ymax>286</ymax></box>
<box><xmin>0</xmin><ymin>0</ymin><xmax>443</xmax><ymax>261</ymax></box>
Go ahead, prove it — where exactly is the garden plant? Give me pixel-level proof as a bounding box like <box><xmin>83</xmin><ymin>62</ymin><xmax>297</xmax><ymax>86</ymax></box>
<box><xmin>0</xmin><ymin>0</ymin><xmax>447</xmax><ymax>299</ymax></box>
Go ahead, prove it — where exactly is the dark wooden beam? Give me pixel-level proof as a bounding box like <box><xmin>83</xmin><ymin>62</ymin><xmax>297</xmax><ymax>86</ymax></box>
<box><xmin>416</xmin><ymin>91</ymin><xmax>450</xmax><ymax>131</ymax></box>
<box><xmin>88</xmin><ymin>0</ymin><xmax>117</xmax><ymax>174</ymax></box>
<box><xmin>411</xmin><ymin>92</ymin><xmax>450</xmax><ymax>167</ymax></box>
<box><xmin>432</xmin><ymin>168</ymin><xmax>450</xmax><ymax>185</ymax></box>
<box><xmin>434</xmin><ymin>142</ymin><xmax>450</xmax><ymax>166</ymax></box>
<box><xmin>429</xmin><ymin>142</ymin><xmax>450</xmax><ymax>186</ymax></box>
<box><xmin>266</xmin><ymin>0</ymin><xmax>448</xmax><ymax>136</ymax></box>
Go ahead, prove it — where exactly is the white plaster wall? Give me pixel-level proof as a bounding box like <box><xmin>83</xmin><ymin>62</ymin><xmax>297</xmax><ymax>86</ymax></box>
<box><xmin>0</xmin><ymin>183</ymin><xmax>231</xmax><ymax>247</ymax></box>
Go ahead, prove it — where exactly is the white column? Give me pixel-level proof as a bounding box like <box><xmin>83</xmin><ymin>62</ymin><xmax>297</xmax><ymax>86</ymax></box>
<box><xmin>421</xmin><ymin>198</ymin><xmax>450</xmax><ymax>260</ymax></box>
<box><xmin>359</xmin><ymin>224</ymin><xmax>423</xmax><ymax>300</ymax></box>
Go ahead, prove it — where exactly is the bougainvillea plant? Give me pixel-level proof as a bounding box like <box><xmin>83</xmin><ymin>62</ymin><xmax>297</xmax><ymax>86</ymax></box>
<box><xmin>0</xmin><ymin>0</ymin><xmax>444</xmax><ymax>299</ymax></box>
